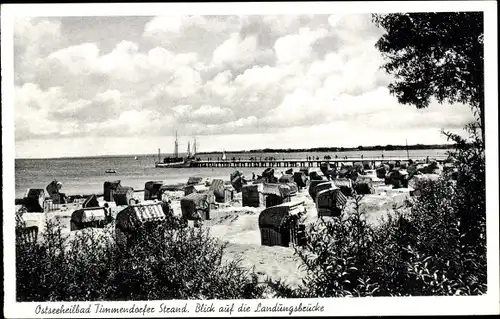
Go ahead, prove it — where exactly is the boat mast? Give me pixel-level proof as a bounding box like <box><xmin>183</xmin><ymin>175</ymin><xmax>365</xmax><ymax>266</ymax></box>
<box><xmin>158</xmin><ymin>148</ymin><xmax>161</xmax><ymax>163</ymax></box>
<box><xmin>174</xmin><ymin>131</ymin><xmax>179</xmax><ymax>158</ymax></box>
<box><xmin>187</xmin><ymin>141</ymin><xmax>191</xmax><ymax>158</ymax></box>
<box><xmin>193</xmin><ymin>138</ymin><xmax>197</xmax><ymax>156</ymax></box>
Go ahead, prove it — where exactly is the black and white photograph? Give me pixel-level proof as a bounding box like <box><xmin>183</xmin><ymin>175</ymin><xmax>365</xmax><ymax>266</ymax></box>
<box><xmin>2</xmin><ymin>1</ymin><xmax>499</xmax><ymax>317</ymax></box>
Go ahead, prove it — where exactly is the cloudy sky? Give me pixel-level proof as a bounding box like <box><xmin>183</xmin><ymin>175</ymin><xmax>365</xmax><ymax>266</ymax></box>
<box><xmin>12</xmin><ymin>14</ymin><xmax>476</xmax><ymax>158</ymax></box>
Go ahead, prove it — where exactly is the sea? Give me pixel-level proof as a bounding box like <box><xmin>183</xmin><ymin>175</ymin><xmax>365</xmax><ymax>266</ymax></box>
<box><xmin>14</xmin><ymin>149</ymin><xmax>450</xmax><ymax>199</ymax></box>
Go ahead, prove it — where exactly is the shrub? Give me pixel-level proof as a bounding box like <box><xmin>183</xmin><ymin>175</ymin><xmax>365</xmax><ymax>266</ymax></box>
<box><xmin>16</xmin><ymin>215</ymin><xmax>265</xmax><ymax>301</ymax></box>
<box><xmin>269</xmin><ymin>124</ymin><xmax>486</xmax><ymax>297</ymax></box>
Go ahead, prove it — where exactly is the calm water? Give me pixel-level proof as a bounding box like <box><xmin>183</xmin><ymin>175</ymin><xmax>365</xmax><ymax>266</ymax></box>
<box><xmin>14</xmin><ymin>149</ymin><xmax>450</xmax><ymax>198</ymax></box>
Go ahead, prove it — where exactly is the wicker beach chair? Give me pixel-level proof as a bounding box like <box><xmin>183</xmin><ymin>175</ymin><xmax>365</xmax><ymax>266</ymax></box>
<box><xmin>354</xmin><ymin>176</ymin><xmax>376</xmax><ymax>195</ymax></box>
<box><xmin>115</xmin><ymin>202</ymin><xmax>167</xmax><ymax>249</ymax></box>
<box><xmin>242</xmin><ymin>183</ymin><xmax>264</xmax><ymax>207</ymax></box>
<box><xmin>15</xmin><ymin>207</ymin><xmax>39</xmax><ymax>244</ymax></box>
<box><xmin>376</xmin><ymin>165</ymin><xmax>387</xmax><ymax>179</ymax></box>
<box><xmin>308</xmin><ymin>178</ymin><xmax>328</xmax><ymax>200</ymax></box>
<box><xmin>319</xmin><ymin>162</ymin><xmax>330</xmax><ymax>176</ymax></box>
<box><xmin>144</xmin><ymin>181</ymin><xmax>164</xmax><ymax>200</ymax></box>
<box><xmin>180</xmin><ymin>192</ymin><xmax>211</xmax><ymax>221</ymax></box>
<box><xmin>46</xmin><ymin>180</ymin><xmax>67</xmax><ymax>204</ymax></box>
<box><xmin>293</xmin><ymin>171</ymin><xmax>308</xmax><ymax>189</ymax></box>
<box><xmin>316</xmin><ymin>186</ymin><xmax>347</xmax><ymax>217</ymax></box>
<box><xmin>262</xmin><ymin>168</ymin><xmax>278</xmax><ymax>184</ymax></box>
<box><xmin>103</xmin><ymin>180</ymin><xmax>122</xmax><ymax>202</ymax></box>
<box><xmin>313</xmin><ymin>182</ymin><xmax>336</xmax><ymax>201</ymax></box>
<box><xmin>113</xmin><ymin>186</ymin><xmax>135</xmax><ymax>206</ymax></box>
<box><xmin>70</xmin><ymin>207</ymin><xmax>109</xmax><ymax>231</ymax></box>
<box><xmin>278</xmin><ymin>174</ymin><xmax>295</xmax><ymax>184</ymax></box>
<box><xmin>258</xmin><ymin>201</ymin><xmax>306</xmax><ymax>247</ymax></box>
<box><xmin>262</xmin><ymin>183</ymin><xmax>293</xmax><ymax>208</ymax></box>
<box><xmin>23</xmin><ymin>189</ymin><xmax>46</xmax><ymax>213</ymax></box>
<box><xmin>332</xmin><ymin>178</ymin><xmax>354</xmax><ymax>197</ymax></box>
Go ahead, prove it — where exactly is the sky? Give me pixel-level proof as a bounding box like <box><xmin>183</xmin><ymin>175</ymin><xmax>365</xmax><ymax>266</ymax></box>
<box><xmin>11</xmin><ymin>13</ymin><xmax>477</xmax><ymax>159</ymax></box>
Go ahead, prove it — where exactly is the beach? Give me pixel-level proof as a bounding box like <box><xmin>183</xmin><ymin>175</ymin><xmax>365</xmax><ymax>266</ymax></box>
<box><xmin>17</xmin><ymin>164</ymin><xmax>429</xmax><ymax>289</ymax></box>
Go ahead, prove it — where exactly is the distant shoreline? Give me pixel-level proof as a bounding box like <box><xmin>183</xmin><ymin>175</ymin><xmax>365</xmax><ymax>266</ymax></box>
<box><xmin>15</xmin><ymin>144</ymin><xmax>456</xmax><ymax>160</ymax></box>
<box><xmin>197</xmin><ymin>143</ymin><xmax>456</xmax><ymax>155</ymax></box>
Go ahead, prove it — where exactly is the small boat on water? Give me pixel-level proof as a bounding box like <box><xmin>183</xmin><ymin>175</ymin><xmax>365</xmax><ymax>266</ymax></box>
<box><xmin>134</xmin><ymin>156</ymin><xmax>138</xmax><ymax>160</ymax></box>
<box><xmin>105</xmin><ymin>169</ymin><xmax>117</xmax><ymax>174</ymax></box>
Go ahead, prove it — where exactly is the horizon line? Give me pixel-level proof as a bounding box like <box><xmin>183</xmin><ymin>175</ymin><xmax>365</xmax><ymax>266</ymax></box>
<box><xmin>14</xmin><ymin>142</ymin><xmax>456</xmax><ymax>160</ymax></box>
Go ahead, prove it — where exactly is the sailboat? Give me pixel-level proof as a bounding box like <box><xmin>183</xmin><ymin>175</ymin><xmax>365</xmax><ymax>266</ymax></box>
<box><xmin>222</xmin><ymin>150</ymin><xmax>227</xmax><ymax>161</ymax></box>
<box><xmin>155</xmin><ymin>133</ymin><xmax>199</xmax><ymax>168</ymax></box>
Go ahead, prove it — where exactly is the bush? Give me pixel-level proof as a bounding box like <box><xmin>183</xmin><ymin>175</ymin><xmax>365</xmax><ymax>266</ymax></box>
<box><xmin>270</xmin><ymin>124</ymin><xmax>486</xmax><ymax>297</ymax></box>
<box><xmin>16</xmin><ymin>215</ymin><xmax>265</xmax><ymax>301</ymax></box>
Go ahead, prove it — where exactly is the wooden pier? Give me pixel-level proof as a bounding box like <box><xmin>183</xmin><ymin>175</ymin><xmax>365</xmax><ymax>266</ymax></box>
<box><xmin>189</xmin><ymin>156</ymin><xmax>448</xmax><ymax>168</ymax></box>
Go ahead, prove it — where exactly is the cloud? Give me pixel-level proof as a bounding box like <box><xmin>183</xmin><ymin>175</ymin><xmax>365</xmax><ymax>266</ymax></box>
<box><xmin>143</xmin><ymin>15</ymin><xmax>240</xmax><ymax>56</ymax></box>
<box><xmin>274</xmin><ymin>27</ymin><xmax>329</xmax><ymax>64</ymax></box>
<box><xmin>14</xmin><ymin>17</ymin><xmax>64</xmax><ymax>84</ymax></box>
<box><xmin>12</xmin><ymin>14</ymin><xmax>476</xmax><ymax>156</ymax></box>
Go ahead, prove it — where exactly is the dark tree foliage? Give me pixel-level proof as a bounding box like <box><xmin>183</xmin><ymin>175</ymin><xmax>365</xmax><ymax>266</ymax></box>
<box><xmin>372</xmin><ymin>13</ymin><xmax>484</xmax><ymax>135</ymax></box>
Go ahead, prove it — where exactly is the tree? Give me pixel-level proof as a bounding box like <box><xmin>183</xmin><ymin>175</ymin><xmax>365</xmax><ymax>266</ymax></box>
<box><xmin>372</xmin><ymin>13</ymin><xmax>484</xmax><ymax>139</ymax></box>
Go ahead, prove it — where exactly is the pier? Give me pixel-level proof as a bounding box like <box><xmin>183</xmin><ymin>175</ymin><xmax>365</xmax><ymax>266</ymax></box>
<box><xmin>188</xmin><ymin>156</ymin><xmax>448</xmax><ymax>168</ymax></box>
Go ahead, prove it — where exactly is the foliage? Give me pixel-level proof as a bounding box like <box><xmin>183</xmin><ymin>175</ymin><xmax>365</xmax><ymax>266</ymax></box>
<box><xmin>16</xmin><ymin>216</ymin><xmax>264</xmax><ymax>301</ymax></box>
<box><xmin>372</xmin><ymin>13</ymin><xmax>485</xmax><ymax>134</ymax></box>
<box><xmin>270</xmin><ymin>125</ymin><xmax>486</xmax><ymax>297</ymax></box>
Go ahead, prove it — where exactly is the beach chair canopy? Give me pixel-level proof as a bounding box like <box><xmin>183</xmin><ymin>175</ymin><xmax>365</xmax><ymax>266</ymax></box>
<box><xmin>262</xmin><ymin>183</ymin><xmax>292</xmax><ymax>198</ymax></box>
<box><xmin>258</xmin><ymin>201</ymin><xmax>305</xmax><ymax>231</ymax></box>
<box><xmin>187</xmin><ymin>176</ymin><xmax>204</xmax><ymax>186</ymax></box>
<box><xmin>25</xmin><ymin>188</ymin><xmax>45</xmax><ymax>199</ymax></box>
<box><xmin>332</xmin><ymin>178</ymin><xmax>354</xmax><ymax>197</ymax></box>
<box><xmin>332</xmin><ymin>178</ymin><xmax>353</xmax><ymax>188</ymax></box>
<box><xmin>309</xmin><ymin>171</ymin><xmax>323</xmax><ymax>180</ymax></box>
<box><xmin>230</xmin><ymin>170</ymin><xmax>243</xmax><ymax>180</ymax></box>
<box><xmin>115</xmin><ymin>202</ymin><xmax>166</xmax><ymax>232</ymax></box>
<box><xmin>23</xmin><ymin>189</ymin><xmax>45</xmax><ymax>212</ymax></box>
<box><xmin>46</xmin><ymin>180</ymin><xmax>62</xmax><ymax>195</ymax></box>
<box><xmin>231</xmin><ymin>174</ymin><xmax>246</xmax><ymax>192</ymax></box>
<box><xmin>185</xmin><ymin>184</ymin><xmax>208</xmax><ymax>195</ymax></box>
<box><xmin>82</xmin><ymin>194</ymin><xmax>100</xmax><ymax>208</ymax></box>
<box><xmin>278</xmin><ymin>174</ymin><xmax>295</xmax><ymax>184</ymax></box>
<box><xmin>284</xmin><ymin>182</ymin><xmax>298</xmax><ymax>195</ymax></box>
<box><xmin>71</xmin><ymin>207</ymin><xmax>107</xmax><ymax>224</ymax></box>
<box><xmin>315</xmin><ymin>181</ymin><xmax>336</xmax><ymax>196</ymax></box>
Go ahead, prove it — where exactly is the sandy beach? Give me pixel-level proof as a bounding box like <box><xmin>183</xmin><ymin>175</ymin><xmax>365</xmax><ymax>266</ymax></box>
<box><xmin>17</xmin><ymin>167</ymin><xmax>424</xmax><ymax>289</ymax></box>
